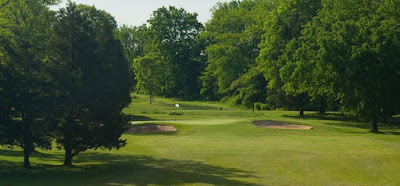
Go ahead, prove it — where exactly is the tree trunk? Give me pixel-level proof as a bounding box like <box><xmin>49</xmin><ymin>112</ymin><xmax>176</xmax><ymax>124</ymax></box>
<box><xmin>384</xmin><ymin>118</ymin><xmax>389</xmax><ymax>124</ymax></box>
<box><xmin>299</xmin><ymin>108</ymin><xmax>304</xmax><ymax>116</ymax></box>
<box><xmin>22</xmin><ymin>117</ymin><xmax>33</xmax><ymax>168</ymax></box>
<box><xmin>318</xmin><ymin>96</ymin><xmax>327</xmax><ymax>115</ymax></box>
<box><xmin>63</xmin><ymin>147</ymin><xmax>73</xmax><ymax>167</ymax></box>
<box><xmin>63</xmin><ymin>122</ymin><xmax>74</xmax><ymax>167</ymax></box>
<box><xmin>370</xmin><ymin>120</ymin><xmax>379</xmax><ymax>133</ymax></box>
<box><xmin>23</xmin><ymin>149</ymin><xmax>31</xmax><ymax>168</ymax></box>
<box><xmin>319</xmin><ymin>107</ymin><xmax>326</xmax><ymax>115</ymax></box>
<box><xmin>150</xmin><ymin>91</ymin><xmax>153</xmax><ymax>104</ymax></box>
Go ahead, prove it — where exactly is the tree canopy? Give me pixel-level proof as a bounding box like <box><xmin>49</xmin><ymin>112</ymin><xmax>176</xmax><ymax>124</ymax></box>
<box><xmin>0</xmin><ymin>0</ymin><xmax>57</xmax><ymax>168</ymax></box>
<box><xmin>147</xmin><ymin>6</ymin><xmax>204</xmax><ymax>99</ymax></box>
<box><xmin>288</xmin><ymin>0</ymin><xmax>400</xmax><ymax>131</ymax></box>
<box><xmin>200</xmin><ymin>0</ymin><xmax>274</xmax><ymax>106</ymax></box>
<box><xmin>48</xmin><ymin>2</ymin><xmax>132</xmax><ymax>166</ymax></box>
<box><xmin>2</xmin><ymin>0</ymin><xmax>400</xmax><ymax>169</ymax></box>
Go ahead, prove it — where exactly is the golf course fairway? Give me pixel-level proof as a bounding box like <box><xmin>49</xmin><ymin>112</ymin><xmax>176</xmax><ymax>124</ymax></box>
<box><xmin>1</xmin><ymin>94</ymin><xmax>400</xmax><ymax>185</ymax></box>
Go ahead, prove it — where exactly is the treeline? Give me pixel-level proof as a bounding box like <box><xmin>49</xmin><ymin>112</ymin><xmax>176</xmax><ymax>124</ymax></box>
<box><xmin>120</xmin><ymin>0</ymin><xmax>400</xmax><ymax>132</ymax></box>
<box><xmin>0</xmin><ymin>1</ymin><xmax>132</xmax><ymax>167</ymax></box>
<box><xmin>1</xmin><ymin>0</ymin><xmax>400</xmax><ymax>168</ymax></box>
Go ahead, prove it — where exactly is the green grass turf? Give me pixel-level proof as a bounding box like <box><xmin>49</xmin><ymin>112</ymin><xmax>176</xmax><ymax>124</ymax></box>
<box><xmin>1</xmin><ymin>94</ymin><xmax>400</xmax><ymax>185</ymax></box>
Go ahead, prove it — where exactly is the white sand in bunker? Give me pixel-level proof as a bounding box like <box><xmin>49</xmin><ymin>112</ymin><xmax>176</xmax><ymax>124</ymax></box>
<box><xmin>127</xmin><ymin>124</ymin><xmax>177</xmax><ymax>133</ymax></box>
<box><xmin>253</xmin><ymin>120</ymin><xmax>312</xmax><ymax>130</ymax></box>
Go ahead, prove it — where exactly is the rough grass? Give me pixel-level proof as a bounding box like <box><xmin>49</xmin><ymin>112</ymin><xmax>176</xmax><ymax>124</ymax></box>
<box><xmin>1</xmin><ymin>94</ymin><xmax>400</xmax><ymax>185</ymax></box>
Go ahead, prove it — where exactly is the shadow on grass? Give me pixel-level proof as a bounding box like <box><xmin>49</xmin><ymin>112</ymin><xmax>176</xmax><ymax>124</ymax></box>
<box><xmin>0</xmin><ymin>150</ymin><xmax>259</xmax><ymax>185</ymax></box>
<box><xmin>283</xmin><ymin>113</ymin><xmax>400</xmax><ymax>133</ymax></box>
<box><xmin>283</xmin><ymin>113</ymin><xmax>360</xmax><ymax>122</ymax></box>
<box><xmin>382</xmin><ymin>131</ymin><xmax>400</xmax><ymax>135</ymax></box>
<box><xmin>0</xmin><ymin>149</ymin><xmax>62</xmax><ymax>161</ymax></box>
<box><xmin>0</xmin><ymin>149</ymin><xmax>25</xmax><ymax>158</ymax></box>
<box><xmin>127</xmin><ymin>115</ymin><xmax>156</xmax><ymax>121</ymax></box>
<box><xmin>159</xmin><ymin>101</ymin><xmax>230</xmax><ymax>111</ymax></box>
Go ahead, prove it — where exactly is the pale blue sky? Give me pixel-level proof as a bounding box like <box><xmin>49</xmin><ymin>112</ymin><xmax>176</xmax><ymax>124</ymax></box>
<box><xmin>51</xmin><ymin>0</ymin><xmax>231</xmax><ymax>26</ymax></box>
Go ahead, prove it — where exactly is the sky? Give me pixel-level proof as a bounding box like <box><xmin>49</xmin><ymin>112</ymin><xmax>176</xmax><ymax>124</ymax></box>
<box><xmin>51</xmin><ymin>0</ymin><xmax>232</xmax><ymax>26</ymax></box>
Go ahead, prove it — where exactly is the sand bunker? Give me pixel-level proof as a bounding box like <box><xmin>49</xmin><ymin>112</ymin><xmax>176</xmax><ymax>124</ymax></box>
<box><xmin>253</xmin><ymin>120</ymin><xmax>312</xmax><ymax>130</ymax></box>
<box><xmin>127</xmin><ymin>124</ymin><xmax>177</xmax><ymax>133</ymax></box>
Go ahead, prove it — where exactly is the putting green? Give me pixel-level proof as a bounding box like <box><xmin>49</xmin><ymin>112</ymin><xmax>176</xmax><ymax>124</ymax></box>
<box><xmin>130</xmin><ymin>119</ymin><xmax>247</xmax><ymax>125</ymax></box>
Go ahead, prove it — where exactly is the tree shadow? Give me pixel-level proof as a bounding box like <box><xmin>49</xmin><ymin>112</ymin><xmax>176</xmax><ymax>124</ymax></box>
<box><xmin>127</xmin><ymin>114</ymin><xmax>157</xmax><ymax>121</ymax></box>
<box><xmin>0</xmin><ymin>149</ymin><xmax>24</xmax><ymax>158</ymax></box>
<box><xmin>159</xmin><ymin>101</ymin><xmax>230</xmax><ymax>111</ymax></box>
<box><xmin>283</xmin><ymin>113</ymin><xmax>360</xmax><ymax>122</ymax></box>
<box><xmin>283</xmin><ymin>113</ymin><xmax>369</xmax><ymax>129</ymax></box>
<box><xmin>382</xmin><ymin>131</ymin><xmax>400</xmax><ymax>135</ymax></box>
<box><xmin>0</xmin><ymin>150</ymin><xmax>260</xmax><ymax>185</ymax></box>
<box><xmin>283</xmin><ymin>113</ymin><xmax>400</xmax><ymax>133</ymax></box>
<box><xmin>0</xmin><ymin>149</ymin><xmax>62</xmax><ymax>161</ymax></box>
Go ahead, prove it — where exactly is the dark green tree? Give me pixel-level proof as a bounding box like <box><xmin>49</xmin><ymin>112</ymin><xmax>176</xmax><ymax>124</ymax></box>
<box><xmin>115</xmin><ymin>24</ymin><xmax>152</xmax><ymax>89</ymax></box>
<box><xmin>116</xmin><ymin>24</ymin><xmax>151</xmax><ymax>64</ymax></box>
<box><xmin>228</xmin><ymin>68</ymin><xmax>268</xmax><ymax>108</ymax></box>
<box><xmin>0</xmin><ymin>0</ymin><xmax>59</xmax><ymax>168</ymax></box>
<box><xmin>48</xmin><ymin>3</ymin><xmax>132</xmax><ymax>166</ymax></box>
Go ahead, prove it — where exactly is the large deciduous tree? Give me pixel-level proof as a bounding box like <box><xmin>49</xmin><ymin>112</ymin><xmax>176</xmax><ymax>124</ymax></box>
<box><xmin>48</xmin><ymin>3</ymin><xmax>132</xmax><ymax>166</ymax></box>
<box><xmin>0</xmin><ymin>0</ymin><xmax>59</xmax><ymax>168</ymax></box>
<box><xmin>200</xmin><ymin>0</ymin><xmax>274</xmax><ymax>105</ymax></box>
<box><xmin>147</xmin><ymin>6</ymin><xmax>204</xmax><ymax>99</ymax></box>
<box><xmin>292</xmin><ymin>0</ymin><xmax>400</xmax><ymax>132</ymax></box>
<box><xmin>115</xmin><ymin>24</ymin><xmax>152</xmax><ymax>88</ymax></box>
<box><xmin>257</xmin><ymin>0</ymin><xmax>321</xmax><ymax>115</ymax></box>
<box><xmin>116</xmin><ymin>24</ymin><xmax>151</xmax><ymax>64</ymax></box>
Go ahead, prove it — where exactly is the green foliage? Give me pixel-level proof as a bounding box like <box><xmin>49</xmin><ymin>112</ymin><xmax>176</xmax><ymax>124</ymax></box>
<box><xmin>147</xmin><ymin>6</ymin><xmax>204</xmax><ymax>99</ymax></box>
<box><xmin>254</xmin><ymin>102</ymin><xmax>270</xmax><ymax>110</ymax></box>
<box><xmin>134</xmin><ymin>51</ymin><xmax>171</xmax><ymax>103</ymax></box>
<box><xmin>1</xmin><ymin>0</ymin><xmax>400</xmax><ymax>173</ymax></box>
<box><xmin>116</xmin><ymin>24</ymin><xmax>151</xmax><ymax>64</ymax></box>
<box><xmin>227</xmin><ymin>68</ymin><xmax>267</xmax><ymax>108</ymax></box>
<box><xmin>0</xmin><ymin>0</ymin><xmax>58</xmax><ymax>167</ymax></box>
<box><xmin>2</xmin><ymin>95</ymin><xmax>400</xmax><ymax>185</ymax></box>
<box><xmin>48</xmin><ymin>2</ymin><xmax>132</xmax><ymax>166</ymax></box>
<box><xmin>200</xmin><ymin>0</ymin><xmax>274</xmax><ymax>103</ymax></box>
<box><xmin>257</xmin><ymin>0</ymin><xmax>322</xmax><ymax>113</ymax></box>
<box><xmin>169</xmin><ymin>111</ymin><xmax>183</xmax><ymax>116</ymax></box>
<box><xmin>291</xmin><ymin>0</ymin><xmax>400</xmax><ymax>131</ymax></box>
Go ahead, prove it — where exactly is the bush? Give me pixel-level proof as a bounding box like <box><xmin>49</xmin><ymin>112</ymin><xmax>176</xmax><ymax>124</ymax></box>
<box><xmin>254</xmin><ymin>102</ymin><xmax>270</xmax><ymax>110</ymax></box>
<box><xmin>169</xmin><ymin>111</ymin><xmax>183</xmax><ymax>116</ymax></box>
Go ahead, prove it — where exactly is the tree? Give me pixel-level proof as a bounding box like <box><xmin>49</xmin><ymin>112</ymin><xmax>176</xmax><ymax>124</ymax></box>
<box><xmin>133</xmin><ymin>51</ymin><xmax>168</xmax><ymax>104</ymax></box>
<box><xmin>148</xmin><ymin>6</ymin><xmax>204</xmax><ymax>99</ymax></box>
<box><xmin>0</xmin><ymin>0</ymin><xmax>59</xmax><ymax>168</ymax></box>
<box><xmin>116</xmin><ymin>24</ymin><xmax>151</xmax><ymax>64</ymax></box>
<box><xmin>257</xmin><ymin>0</ymin><xmax>321</xmax><ymax>115</ymax></box>
<box><xmin>228</xmin><ymin>68</ymin><xmax>268</xmax><ymax>108</ymax></box>
<box><xmin>48</xmin><ymin>2</ymin><xmax>132</xmax><ymax>166</ymax></box>
<box><xmin>200</xmin><ymin>0</ymin><xmax>274</xmax><ymax>105</ymax></box>
<box><xmin>293</xmin><ymin>0</ymin><xmax>400</xmax><ymax>132</ymax></box>
<box><xmin>115</xmin><ymin>24</ymin><xmax>152</xmax><ymax>88</ymax></box>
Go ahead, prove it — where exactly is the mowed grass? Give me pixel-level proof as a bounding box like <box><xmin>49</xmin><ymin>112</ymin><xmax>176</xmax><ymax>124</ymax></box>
<box><xmin>1</xmin><ymin>94</ymin><xmax>400</xmax><ymax>185</ymax></box>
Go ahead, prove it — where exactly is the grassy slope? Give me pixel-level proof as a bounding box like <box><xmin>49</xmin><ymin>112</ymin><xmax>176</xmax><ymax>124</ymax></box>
<box><xmin>1</xmin><ymin>94</ymin><xmax>400</xmax><ymax>185</ymax></box>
